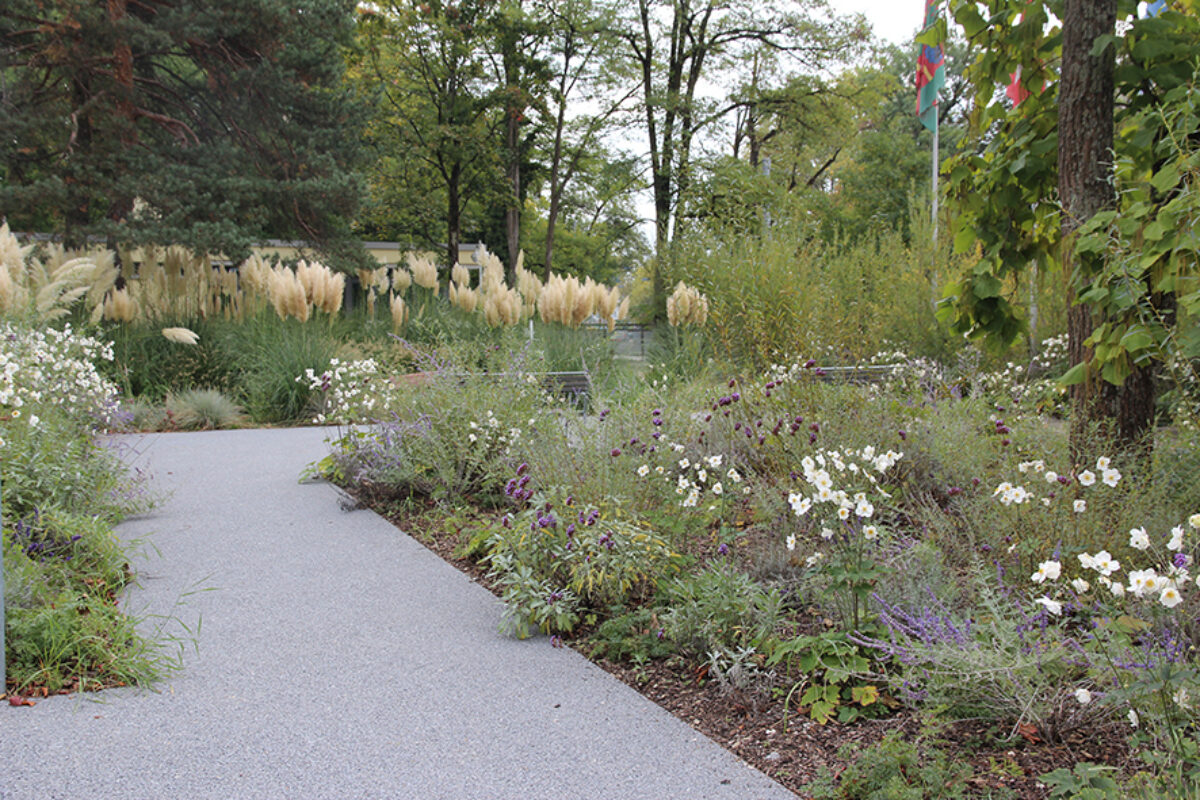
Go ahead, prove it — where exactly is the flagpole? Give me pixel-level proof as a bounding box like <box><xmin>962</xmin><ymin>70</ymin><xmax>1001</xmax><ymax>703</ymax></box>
<box><xmin>931</xmin><ymin>100</ymin><xmax>939</xmax><ymax>303</ymax></box>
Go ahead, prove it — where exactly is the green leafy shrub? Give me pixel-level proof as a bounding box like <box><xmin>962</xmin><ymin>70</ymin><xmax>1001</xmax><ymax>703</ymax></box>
<box><xmin>321</xmin><ymin>354</ymin><xmax>550</xmax><ymax>503</ymax></box>
<box><xmin>809</xmin><ymin>730</ymin><xmax>977</xmax><ymax>800</ymax></box>
<box><xmin>766</xmin><ymin>631</ymin><xmax>886</xmax><ymax>725</ymax></box>
<box><xmin>587</xmin><ymin>606</ymin><xmax>674</xmax><ymax>662</ymax></box>
<box><xmin>660</xmin><ymin>562</ymin><xmax>782</xmax><ymax>657</ymax></box>
<box><xmin>480</xmin><ymin>486</ymin><xmax>682</xmax><ymax>638</ymax></box>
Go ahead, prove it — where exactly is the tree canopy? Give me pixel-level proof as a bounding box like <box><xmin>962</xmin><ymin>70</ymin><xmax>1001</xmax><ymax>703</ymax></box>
<box><xmin>1</xmin><ymin>0</ymin><xmax>368</xmax><ymax>266</ymax></box>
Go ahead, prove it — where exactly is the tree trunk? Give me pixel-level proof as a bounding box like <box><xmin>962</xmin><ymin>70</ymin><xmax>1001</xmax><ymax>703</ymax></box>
<box><xmin>1059</xmin><ymin>0</ymin><xmax>1154</xmax><ymax>459</ymax></box>
<box><xmin>447</xmin><ymin>163</ymin><xmax>461</xmax><ymax>281</ymax></box>
<box><xmin>505</xmin><ymin>104</ymin><xmax>521</xmax><ymax>281</ymax></box>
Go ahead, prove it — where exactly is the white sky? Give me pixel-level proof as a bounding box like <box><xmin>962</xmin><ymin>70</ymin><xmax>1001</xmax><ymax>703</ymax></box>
<box><xmin>834</xmin><ymin>0</ymin><xmax>927</xmax><ymax>47</ymax></box>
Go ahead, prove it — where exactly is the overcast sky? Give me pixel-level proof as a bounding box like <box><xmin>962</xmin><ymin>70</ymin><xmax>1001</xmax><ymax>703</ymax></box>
<box><xmin>836</xmin><ymin>0</ymin><xmax>928</xmax><ymax>47</ymax></box>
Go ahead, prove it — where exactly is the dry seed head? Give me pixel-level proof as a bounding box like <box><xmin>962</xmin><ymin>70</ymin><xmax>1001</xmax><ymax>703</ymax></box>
<box><xmin>484</xmin><ymin>285</ymin><xmax>521</xmax><ymax>327</ymax></box>
<box><xmin>162</xmin><ymin>326</ymin><xmax>200</xmax><ymax>345</ymax></box>
<box><xmin>478</xmin><ymin>249</ymin><xmax>505</xmax><ymax>295</ymax></box>
<box><xmin>451</xmin><ymin>282</ymin><xmax>478</xmax><ymax>313</ymax></box>
<box><xmin>666</xmin><ymin>281</ymin><xmax>708</xmax><ymax>327</ymax></box>
<box><xmin>392</xmin><ymin>266</ymin><xmax>412</xmax><ymax>292</ymax></box>
<box><xmin>322</xmin><ymin>270</ymin><xmax>345</xmax><ymax>315</ymax></box>
<box><xmin>241</xmin><ymin>254</ymin><xmax>271</xmax><ymax>297</ymax></box>
<box><xmin>104</xmin><ymin>287</ymin><xmax>138</xmax><ymax>322</ymax></box>
<box><xmin>390</xmin><ymin>292</ymin><xmax>408</xmax><ymax>330</ymax></box>
<box><xmin>407</xmin><ymin>253</ymin><xmax>439</xmax><ymax>291</ymax></box>
<box><xmin>451</xmin><ymin>262</ymin><xmax>470</xmax><ymax>288</ymax></box>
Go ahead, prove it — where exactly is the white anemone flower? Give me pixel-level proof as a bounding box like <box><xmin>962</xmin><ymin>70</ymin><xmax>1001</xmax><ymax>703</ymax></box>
<box><xmin>1168</xmin><ymin>526</ymin><xmax>1184</xmax><ymax>551</ymax></box>
<box><xmin>1034</xmin><ymin>596</ymin><xmax>1063</xmax><ymax>615</ymax></box>
<box><xmin>1031</xmin><ymin>560</ymin><xmax>1062</xmax><ymax>583</ymax></box>
<box><xmin>1158</xmin><ymin>582</ymin><xmax>1183</xmax><ymax>608</ymax></box>
<box><xmin>1129</xmin><ymin>527</ymin><xmax>1151</xmax><ymax>550</ymax></box>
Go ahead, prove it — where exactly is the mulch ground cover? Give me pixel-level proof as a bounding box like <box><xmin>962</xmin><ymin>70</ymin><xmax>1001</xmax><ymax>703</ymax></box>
<box><xmin>359</xmin><ymin>491</ymin><xmax>1131</xmax><ymax>799</ymax></box>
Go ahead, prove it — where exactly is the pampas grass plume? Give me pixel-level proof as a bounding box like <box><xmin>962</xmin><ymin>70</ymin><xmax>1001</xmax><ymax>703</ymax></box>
<box><xmin>162</xmin><ymin>326</ymin><xmax>200</xmax><ymax>345</ymax></box>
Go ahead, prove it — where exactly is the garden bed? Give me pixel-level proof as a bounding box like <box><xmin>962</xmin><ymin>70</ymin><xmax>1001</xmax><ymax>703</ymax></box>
<box><xmin>361</xmin><ymin>492</ymin><xmax>1133</xmax><ymax>800</ymax></box>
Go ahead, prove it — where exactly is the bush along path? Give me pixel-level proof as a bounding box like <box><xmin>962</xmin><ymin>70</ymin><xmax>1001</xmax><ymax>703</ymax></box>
<box><xmin>1</xmin><ymin>427</ymin><xmax>793</xmax><ymax>800</ymax></box>
<box><xmin>310</xmin><ymin>351</ymin><xmax>1196</xmax><ymax>800</ymax></box>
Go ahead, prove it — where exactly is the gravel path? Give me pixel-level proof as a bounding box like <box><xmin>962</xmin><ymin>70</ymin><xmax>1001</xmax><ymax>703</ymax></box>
<box><xmin>1</xmin><ymin>427</ymin><xmax>793</xmax><ymax>800</ymax></box>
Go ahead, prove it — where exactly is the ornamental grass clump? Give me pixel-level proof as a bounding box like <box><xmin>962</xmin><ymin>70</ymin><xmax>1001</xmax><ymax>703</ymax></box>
<box><xmin>0</xmin><ymin>223</ymin><xmax>116</xmax><ymax>323</ymax></box>
<box><xmin>164</xmin><ymin>388</ymin><xmax>245</xmax><ymax>430</ymax></box>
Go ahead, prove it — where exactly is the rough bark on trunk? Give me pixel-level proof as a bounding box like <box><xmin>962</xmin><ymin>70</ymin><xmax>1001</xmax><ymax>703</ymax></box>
<box><xmin>1059</xmin><ymin>0</ymin><xmax>1154</xmax><ymax>459</ymax></box>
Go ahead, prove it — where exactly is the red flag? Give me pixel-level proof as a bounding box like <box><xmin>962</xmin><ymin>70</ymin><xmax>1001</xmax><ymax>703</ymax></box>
<box><xmin>1006</xmin><ymin>66</ymin><xmax>1031</xmax><ymax>106</ymax></box>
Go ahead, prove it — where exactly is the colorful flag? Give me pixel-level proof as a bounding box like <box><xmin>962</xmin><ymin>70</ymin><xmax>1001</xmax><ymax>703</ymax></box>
<box><xmin>916</xmin><ymin>0</ymin><xmax>946</xmax><ymax>132</ymax></box>
<box><xmin>1006</xmin><ymin>66</ymin><xmax>1030</xmax><ymax>106</ymax></box>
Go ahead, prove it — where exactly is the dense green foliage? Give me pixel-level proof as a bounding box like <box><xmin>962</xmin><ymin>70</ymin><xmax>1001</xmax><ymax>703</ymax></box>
<box><xmin>0</xmin><ymin>0</ymin><xmax>368</xmax><ymax>267</ymax></box>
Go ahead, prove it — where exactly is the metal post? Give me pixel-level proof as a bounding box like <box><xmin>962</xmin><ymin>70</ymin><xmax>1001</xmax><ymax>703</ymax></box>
<box><xmin>931</xmin><ymin>101</ymin><xmax>940</xmax><ymax>306</ymax></box>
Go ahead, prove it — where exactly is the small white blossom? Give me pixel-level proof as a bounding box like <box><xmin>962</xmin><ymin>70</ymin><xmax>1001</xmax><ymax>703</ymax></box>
<box><xmin>1031</xmin><ymin>560</ymin><xmax>1062</xmax><ymax>584</ymax></box>
<box><xmin>1074</xmin><ymin>688</ymin><xmax>1092</xmax><ymax>705</ymax></box>
<box><xmin>1102</xmin><ymin>468</ymin><xmax>1121</xmax><ymax>487</ymax></box>
<box><xmin>1078</xmin><ymin>470</ymin><xmax>1096</xmax><ymax>487</ymax></box>
<box><xmin>1129</xmin><ymin>527</ymin><xmax>1151</xmax><ymax>550</ymax></box>
<box><xmin>1035</xmin><ymin>596</ymin><xmax>1063</xmax><ymax>615</ymax></box>
<box><xmin>1071</xmin><ymin>578</ymin><xmax>1090</xmax><ymax>594</ymax></box>
<box><xmin>1073</xmin><ymin>499</ymin><xmax>1087</xmax><ymax>513</ymax></box>
<box><xmin>786</xmin><ymin>534</ymin><xmax>796</xmax><ymax>551</ymax></box>
<box><xmin>1160</xmin><ymin>584</ymin><xmax>1183</xmax><ymax>609</ymax></box>
<box><xmin>711</xmin><ymin>482</ymin><xmax>723</xmax><ymax>496</ymax></box>
<box><xmin>1168</xmin><ymin>526</ymin><xmax>1184</xmax><ymax>551</ymax></box>
<box><xmin>637</xmin><ymin>464</ymin><xmax>650</xmax><ymax>477</ymax></box>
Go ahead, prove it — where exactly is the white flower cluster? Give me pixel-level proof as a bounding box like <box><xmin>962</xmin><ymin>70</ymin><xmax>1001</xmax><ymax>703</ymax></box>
<box><xmin>0</xmin><ymin>322</ymin><xmax>119</xmax><ymax>444</ymax></box>
<box><xmin>632</xmin><ymin>447</ymin><xmax>743</xmax><ymax>509</ymax></box>
<box><xmin>976</xmin><ymin>334</ymin><xmax>1070</xmax><ymax>406</ymax></box>
<box><xmin>784</xmin><ymin>445</ymin><xmax>901</xmax><ymax>550</ymax></box>
<box><xmin>995</xmin><ymin>456</ymin><xmax>1121</xmax><ymax>508</ymax></box>
<box><xmin>466</xmin><ymin>409</ymin><xmax>522</xmax><ymax>454</ymax></box>
<box><xmin>300</xmin><ymin>358</ymin><xmax>393</xmax><ymax>424</ymax></box>
<box><xmin>1032</xmin><ymin>514</ymin><xmax>1200</xmax><ymax>613</ymax></box>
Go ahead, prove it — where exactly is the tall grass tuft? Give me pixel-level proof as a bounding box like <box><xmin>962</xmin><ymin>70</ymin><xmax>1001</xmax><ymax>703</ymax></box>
<box><xmin>235</xmin><ymin>313</ymin><xmax>341</xmax><ymax>424</ymax></box>
<box><xmin>165</xmin><ymin>389</ymin><xmax>245</xmax><ymax>430</ymax></box>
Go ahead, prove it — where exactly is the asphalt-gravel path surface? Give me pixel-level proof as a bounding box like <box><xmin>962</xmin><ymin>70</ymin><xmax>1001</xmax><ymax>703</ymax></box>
<box><xmin>1</xmin><ymin>427</ymin><xmax>793</xmax><ymax>800</ymax></box>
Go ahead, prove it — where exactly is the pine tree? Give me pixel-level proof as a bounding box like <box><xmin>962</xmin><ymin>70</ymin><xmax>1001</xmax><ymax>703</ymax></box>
<box><xmin>0</xmin><ymin>0</ymin><xmax>369</xmax><ymax>267</ymax></box>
